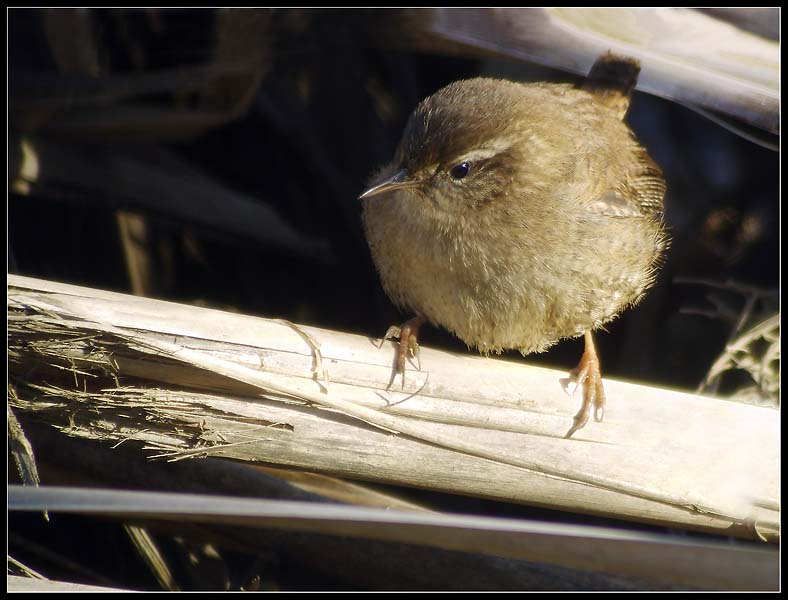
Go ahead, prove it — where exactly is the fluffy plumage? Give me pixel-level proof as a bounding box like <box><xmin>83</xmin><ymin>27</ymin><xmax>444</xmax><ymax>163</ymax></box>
<box><xmin>362</xmin><ymin>76</ymin><xmax>666</xmax><ymax>356</ymax></box>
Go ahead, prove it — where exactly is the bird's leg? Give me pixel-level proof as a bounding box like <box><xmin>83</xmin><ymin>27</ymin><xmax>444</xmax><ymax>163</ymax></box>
<box><xmin>565</xmin><ymin>331</ymin><xmax>606</xmax><ymax>438</ymax></box>
<box><xmin>378</xmin><ymin>315</ymin><xmax>425</xmax><ymax>389</ymax></box>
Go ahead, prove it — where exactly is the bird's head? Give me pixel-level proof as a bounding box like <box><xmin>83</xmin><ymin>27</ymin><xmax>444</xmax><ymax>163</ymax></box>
<box><xmin>360</xmin><ymin>78</ymin><xmax>538</xmax><ymax>218</ymax></box>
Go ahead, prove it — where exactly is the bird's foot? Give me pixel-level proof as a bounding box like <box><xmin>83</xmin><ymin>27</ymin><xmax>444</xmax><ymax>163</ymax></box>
<box><xmin>378</xmin><ymin>316</ymin><xmax>425</xmax><ymax>389</ymax></box>
<box><xmin>564</xmin><ymin>331</ymin><xmax>606</xmax><ymax>438</ymax></box>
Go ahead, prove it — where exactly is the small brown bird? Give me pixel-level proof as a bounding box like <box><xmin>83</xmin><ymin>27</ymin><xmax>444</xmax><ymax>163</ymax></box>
<box><xmin>360</xmin><ymin>54</ymin><xmax>667</xmax><ymax>438</ymax></box>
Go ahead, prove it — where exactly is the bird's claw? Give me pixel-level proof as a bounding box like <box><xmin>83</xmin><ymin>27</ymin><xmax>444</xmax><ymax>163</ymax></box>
<box><xmin>564</xmin><ymin>333</ymin><xmax>606</xmax><ymax>439</ymax></box>
<box><xmin>379</xmin><ymin>325</ymin><xmax>402</xmax><ymax>349</ymax></box>
<box><xmin>379</xmin><ymin>316</ymin><xmax>425</xmax><ymax>389</ymax></box>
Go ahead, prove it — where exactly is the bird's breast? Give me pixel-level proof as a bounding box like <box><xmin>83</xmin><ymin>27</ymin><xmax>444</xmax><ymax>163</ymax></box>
<box><xmin>362</xmin><ymin>194</ymin><xmax>662</xmax><ymax>355</ymax></box>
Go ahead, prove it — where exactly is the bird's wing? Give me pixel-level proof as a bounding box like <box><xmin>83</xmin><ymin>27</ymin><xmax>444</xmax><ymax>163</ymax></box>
<box><xmin>586</xmin><ymin>145</ymin><xmax>666</xmax><ymax>220</ymax></box>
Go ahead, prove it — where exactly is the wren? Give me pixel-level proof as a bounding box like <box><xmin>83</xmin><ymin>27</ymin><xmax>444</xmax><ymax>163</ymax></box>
<box><xmin>360</xmin><ymin>53</ymin><xmax>667</xmax><ymax>438</ymax></box>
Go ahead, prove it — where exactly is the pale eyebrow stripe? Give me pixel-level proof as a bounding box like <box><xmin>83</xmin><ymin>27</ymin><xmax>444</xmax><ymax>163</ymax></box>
<box><xmin>447</xmin><ymin>137</ymin><xmax>516</xmax><ymax>165</ymax></box>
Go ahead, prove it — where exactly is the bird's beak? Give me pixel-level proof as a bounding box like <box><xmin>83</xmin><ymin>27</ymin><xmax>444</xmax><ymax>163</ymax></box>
<box><xmin>359</xmin><ymin>169</ymin><xmax>418</xmax><ymax>199</ymax></box>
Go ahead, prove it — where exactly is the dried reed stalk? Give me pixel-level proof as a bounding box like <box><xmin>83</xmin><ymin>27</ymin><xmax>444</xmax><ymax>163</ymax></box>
<box><xmin>8</xmin><ymin>274</ymin><xmax>779</xmax><ymax>543</ymax></box>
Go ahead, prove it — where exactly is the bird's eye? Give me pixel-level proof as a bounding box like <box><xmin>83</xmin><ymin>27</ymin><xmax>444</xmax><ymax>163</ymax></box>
<box><xmin>450</xmin><ymin>161</ymin><xmax>471</xmax><ymax>180</ymax></box>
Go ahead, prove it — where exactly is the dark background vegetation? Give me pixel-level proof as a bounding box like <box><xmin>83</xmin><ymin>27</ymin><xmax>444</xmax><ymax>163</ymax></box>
<box><xmin>8</xmin><ymin>8</ymin><xmax>779</xmax><ymax>591</ymax></box>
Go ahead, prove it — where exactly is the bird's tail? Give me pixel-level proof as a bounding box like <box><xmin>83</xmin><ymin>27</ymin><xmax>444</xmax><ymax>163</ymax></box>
<box><xmin>582</xmin><ymin>51</ymin><xmax>641</xmax><ymax>120</ymax></box>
